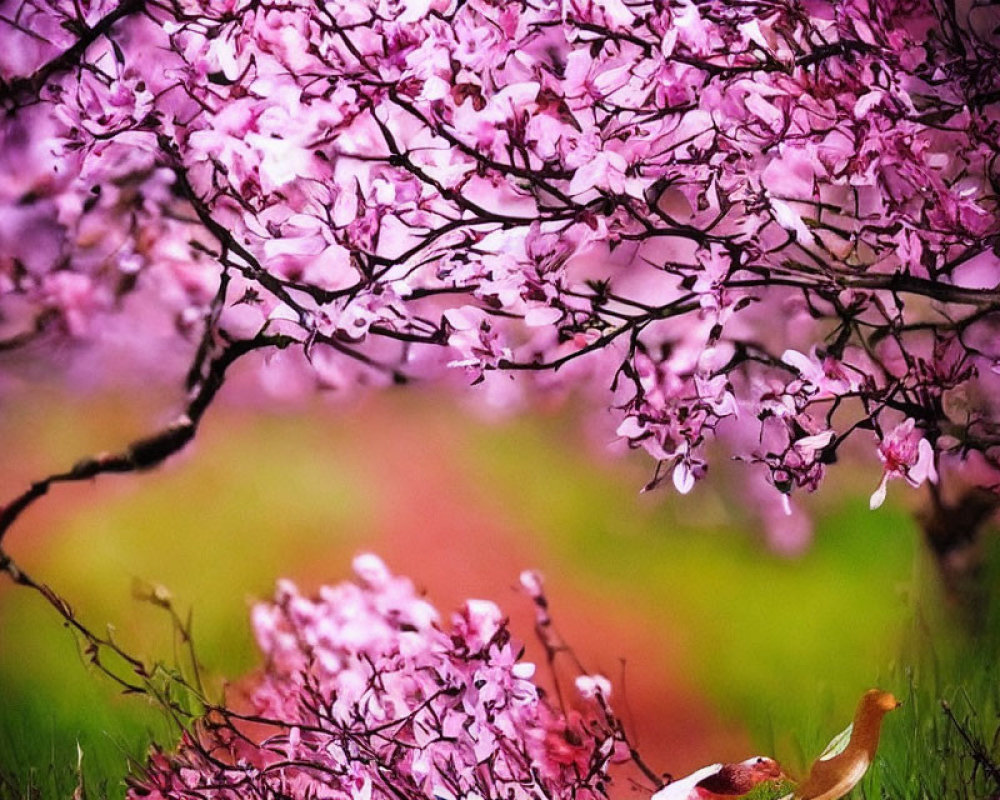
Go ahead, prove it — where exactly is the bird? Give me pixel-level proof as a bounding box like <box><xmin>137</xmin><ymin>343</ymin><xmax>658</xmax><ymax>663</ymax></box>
<box><xmin>789</xmin><ymin>689</ymin><xmax>901</xmax><ymax>800</ymax></box>
<box><xmin>651</xmin><ymin>756</ymin><xmax>785</xmax><ymax>800</ymax></box>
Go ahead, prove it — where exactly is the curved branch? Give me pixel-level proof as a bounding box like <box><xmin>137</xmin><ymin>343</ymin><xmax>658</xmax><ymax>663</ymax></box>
<box><xmin>0</xmin><ymin>332</ymin><xmax>296</xmax><ymax>547</ymax></box>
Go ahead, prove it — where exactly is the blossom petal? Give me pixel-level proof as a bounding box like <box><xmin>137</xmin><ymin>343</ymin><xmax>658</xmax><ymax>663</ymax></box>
<box><xmin>870</xmin><ymin>475</ymin><xmax>889</xmax><ymax>510</ymax></box>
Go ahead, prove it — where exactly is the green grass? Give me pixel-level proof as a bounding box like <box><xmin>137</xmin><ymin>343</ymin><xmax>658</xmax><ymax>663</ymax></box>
<box><xmin>742</xmin><ymin>779</ymin><xmax>797</xmax><ymax>800</ymax></box>
<box><xmin>862</xmin><ymin>663</ymin><xmax>1000</xmax><ymax>799</ymax></box>
<box><xmin>0</xmin><ymin>650</ymin><xmax>166</xmax><ymax>800</ymax></box>
<box><xmin>858</xmin><ymin>539</ymin><xmax>1000</xmax><ymax>800</ymax></box>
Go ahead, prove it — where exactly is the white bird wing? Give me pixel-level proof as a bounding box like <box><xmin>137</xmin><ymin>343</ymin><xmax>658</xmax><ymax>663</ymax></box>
<box><xmin>650</xmin><ymin>764</ymin><xmax>723</xmax><ymax>800</ymax></box>
<box><xmin>818</xmin><ymin>722</ymin><xmax>853</xmax><ymax>761</ymax></box>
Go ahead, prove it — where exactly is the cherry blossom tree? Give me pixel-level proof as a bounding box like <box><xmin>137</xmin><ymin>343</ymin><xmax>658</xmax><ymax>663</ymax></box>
<box><xmin>2</xmin><ymin>0</ymin><xmax>1000</xmax><ymax>606</ymax></box>
<box><xmin>4</xmin><ymin>0</ymin><xmax>1000</xmax><ymax>795</ymax></box>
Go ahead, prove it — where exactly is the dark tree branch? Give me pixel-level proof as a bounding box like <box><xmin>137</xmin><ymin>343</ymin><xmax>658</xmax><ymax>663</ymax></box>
<box><xmin>847</xmin><ymin>270</ymin><xmax>1000</xmax><ymax>308</ymax></box>
<box><xmin>0</xmin><ymin>0</ymin><xmax>148</xmax><ymax>108</ymax></box>
<box><xmin>0</xmin><ymin>332</ymin><xmax>296</xmax><ymax>547</ymax></box>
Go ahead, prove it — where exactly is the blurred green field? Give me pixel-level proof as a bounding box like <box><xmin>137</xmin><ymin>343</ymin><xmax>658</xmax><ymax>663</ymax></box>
<box><xmin>462</xmin><ymin>417</ymin><xmax>918</xmax><ymax>761</ymax></box>
<box><xmin>0</xmin><ymin>388</ymin><xmax>992</xmax><ymax>798</ymax></box>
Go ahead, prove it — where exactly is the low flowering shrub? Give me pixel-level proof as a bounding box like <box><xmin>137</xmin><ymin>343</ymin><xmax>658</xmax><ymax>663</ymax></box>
<box><xmin>128</xmin><ymin>555</ymin><xmax>629</xmax><ymax>800</ymax></box>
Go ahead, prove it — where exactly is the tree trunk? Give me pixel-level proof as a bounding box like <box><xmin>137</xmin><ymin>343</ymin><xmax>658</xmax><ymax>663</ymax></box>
<box><xmin>919</xmin><ymin>487</ymin><xmax>999</xmax><ymax>632</ymax></box>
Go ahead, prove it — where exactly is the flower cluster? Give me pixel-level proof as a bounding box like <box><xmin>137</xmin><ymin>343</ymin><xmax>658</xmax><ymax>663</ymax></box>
<box><xmin>128</xmin><ymin>555</ymin><xmax>625</xmax><ymax>800</ymax></box>
<box><xmin>2</xmin><ymin>0</ymin><xmax>1000</xmax><ymax>544</ymax></box>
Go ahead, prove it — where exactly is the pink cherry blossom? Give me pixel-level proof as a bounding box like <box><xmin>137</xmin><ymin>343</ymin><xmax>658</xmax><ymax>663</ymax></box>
<box><xmin>870</xmin><ymin>419</ymin><xmax>939</xmax><ymax>510</ymax></box>
<box><xmin>128</xmin><ymin>556</ymin><xmax>627</xmax><ymax>800</ymax></box>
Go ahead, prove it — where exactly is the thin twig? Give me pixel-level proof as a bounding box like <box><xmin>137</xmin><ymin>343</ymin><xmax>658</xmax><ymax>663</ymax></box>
<box><xmin>941</xmin><ymin>700</ymin><xmax>1000</xmax><ymax>788</ymax></box>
